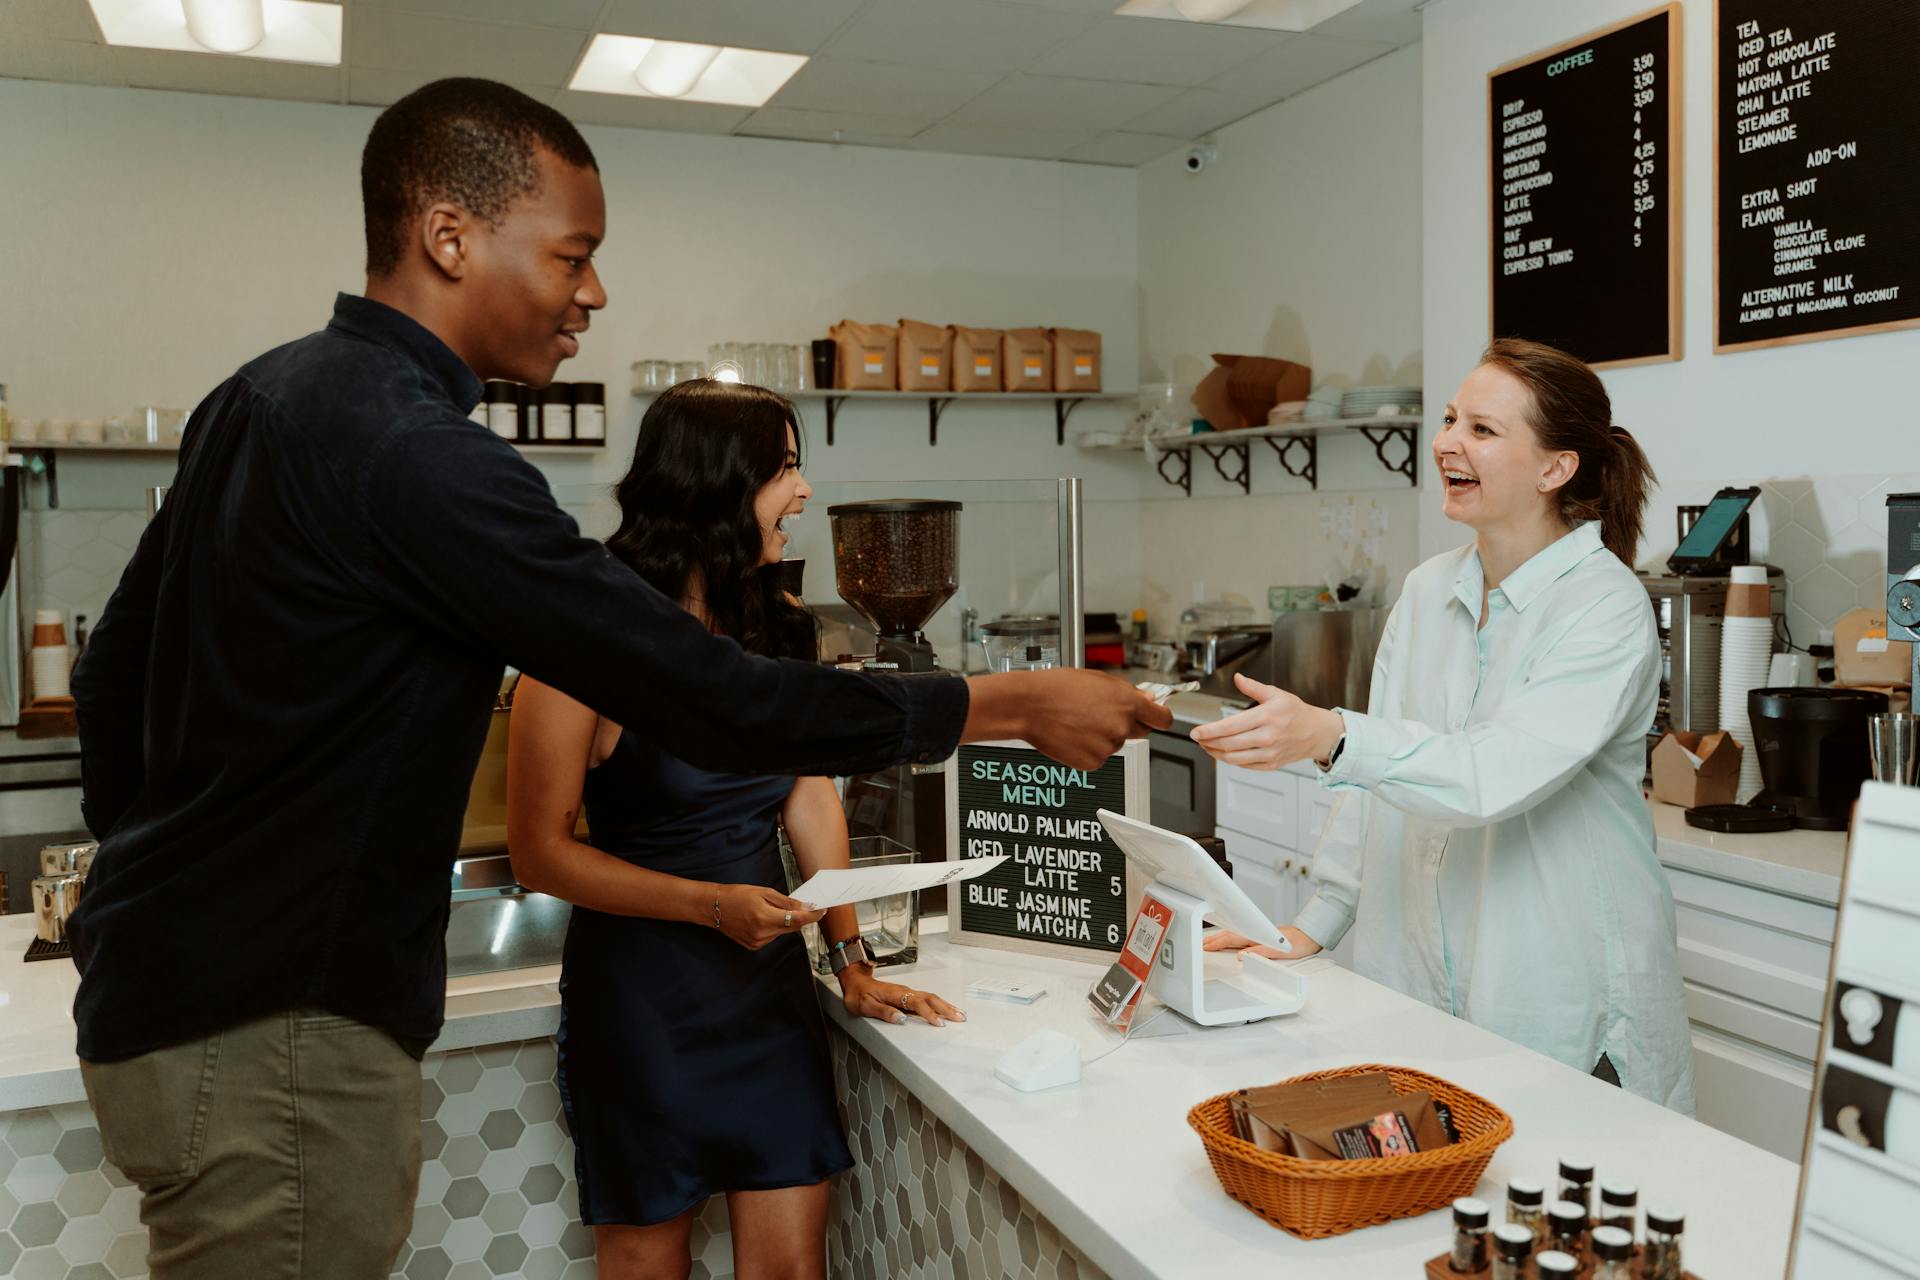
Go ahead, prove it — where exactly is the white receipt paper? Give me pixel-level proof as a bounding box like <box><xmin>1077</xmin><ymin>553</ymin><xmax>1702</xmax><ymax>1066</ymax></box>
<box><xmin>790</xmin><ymin>857</ymin><xmax>1008</xmax><ymax>910</ymax></box>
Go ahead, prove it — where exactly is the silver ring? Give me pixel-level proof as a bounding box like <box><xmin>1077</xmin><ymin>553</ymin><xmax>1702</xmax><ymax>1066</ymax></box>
<box><xmin>783</xmin><ymin>910</ymin><xmax>793</xmax><ymax>928</ymax></box>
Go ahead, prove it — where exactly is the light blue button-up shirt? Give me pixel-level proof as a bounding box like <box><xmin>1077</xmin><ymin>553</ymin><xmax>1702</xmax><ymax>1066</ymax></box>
<box><xmin>1296</xmin><ymin>521</ymin><xmax>1696</xmax><ymax>1113</ymax></box>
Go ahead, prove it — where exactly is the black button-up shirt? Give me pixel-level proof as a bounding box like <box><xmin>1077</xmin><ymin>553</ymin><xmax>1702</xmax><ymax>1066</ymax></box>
<box><xmin>68</xmin><ymin>294</ymin><xmax>967</xmax><ymax>1063</ymax></box>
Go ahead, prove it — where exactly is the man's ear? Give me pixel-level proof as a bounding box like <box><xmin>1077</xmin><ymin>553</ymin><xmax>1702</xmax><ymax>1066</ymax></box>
<box><xmin>421</xmin><ymin>203</ymin><xmax>470</xmax><ymax>282</ymax></box>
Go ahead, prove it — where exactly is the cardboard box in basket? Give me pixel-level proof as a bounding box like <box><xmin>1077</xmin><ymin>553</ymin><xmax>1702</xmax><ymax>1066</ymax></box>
<box><xmin>1049</xmin><ymin>328</ymin><xmax>1101</xmax><ymax>392</ymax></box>
<box><xmin>830</xmin><ymin>320</ymin><xmax>897</xmax><ymax>390</ymax></box>
<box><xmin>1002</xmin><ymin>328</ymin><xmax>1052</xmax><ymax>392</ymax></box>
<box><xmin>1650</xmin><ymin>730</ymin><xmax>1741</xmax><ymax>808</ymax></box>
<box><xmin>950</xmin><ymin>325</ymin><xmax>1002</xmax><ymax>393</ymax></box>
<box><xmin>897</xmin><ymin>318</ymin><xmax>951</xmax><ymax>392</ymax></box>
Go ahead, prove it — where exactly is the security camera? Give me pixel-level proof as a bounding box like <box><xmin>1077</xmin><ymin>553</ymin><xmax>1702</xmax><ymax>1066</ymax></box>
<box><xmin>1183</xmin><ymin>143</ymin><xmax>1217</xmax><ymax>173</ymax></box>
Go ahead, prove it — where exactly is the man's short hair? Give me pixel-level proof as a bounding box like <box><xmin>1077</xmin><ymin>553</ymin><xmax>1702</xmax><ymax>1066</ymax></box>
<box><xmin>361</xmin><ymin>78</ymin><xmax>598</xmax><ymax>276</ymax></box>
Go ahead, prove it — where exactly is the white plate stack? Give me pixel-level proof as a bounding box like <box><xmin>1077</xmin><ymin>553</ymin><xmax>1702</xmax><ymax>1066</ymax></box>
<box><xmin>1717</xmin><ymin>567</ymin><xmax>1774</xmax><ymax>802</ymax></box>
<box><xmin>1338</xmin><ymin>385</ymin><xmax>1423</xmax><ymax>420</ymax></box>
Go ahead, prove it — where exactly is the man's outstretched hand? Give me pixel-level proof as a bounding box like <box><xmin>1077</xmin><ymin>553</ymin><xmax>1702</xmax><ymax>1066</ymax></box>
<box><xmin>962</xmin><ymin>670</ymin><xmax>1173</xmax><ymax>770</ymax></box>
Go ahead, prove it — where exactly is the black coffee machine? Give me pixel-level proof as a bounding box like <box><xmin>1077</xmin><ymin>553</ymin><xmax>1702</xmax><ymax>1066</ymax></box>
<box><xmin>827</xmin><ymin>500</ymin><xmax>962</xmax><ymax>857</ymax></box>
<box><xmin>1749</xmin><ymin>687</ymin><xmax>1889</xmax><ymax>830</ymax></box>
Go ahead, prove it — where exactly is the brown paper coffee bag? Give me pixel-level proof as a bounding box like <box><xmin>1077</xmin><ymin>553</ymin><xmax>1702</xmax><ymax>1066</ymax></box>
<box><xmin>897</xmin><ymin>319</ymin><xmax>951</xmax><ymax>392</ymax></box>
<box><xmin>1002</xmin><ymin>328</ymin><xmax>1052</xmax><ymax>393</ymax></box>
<box><xmin>1049</xmin><ymin>328</ymin><xmax>1101</xmax><ymax>392</ymax></box>
<box><xmin>950</xmin><ymin>326</ymin><xmax>1002</xmax><ymax>393</ymax></box>
<box><xmin>830</xmin><ymin>320</ymin><xmax>898</xmax><ymax>390</ymax></box>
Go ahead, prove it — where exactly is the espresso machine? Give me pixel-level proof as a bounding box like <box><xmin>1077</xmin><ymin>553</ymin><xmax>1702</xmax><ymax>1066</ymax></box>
<box><xmin>827</xmin><ymin>499</ymin><xmax>962</xmax><ymax>855</ymax></box>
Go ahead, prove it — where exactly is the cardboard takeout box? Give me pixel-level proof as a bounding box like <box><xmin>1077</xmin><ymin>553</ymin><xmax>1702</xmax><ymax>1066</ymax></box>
<box><xmin>1649</xmin><ymin>730</ymin><xmax>1741</xmax><ymax>808</ymax></box>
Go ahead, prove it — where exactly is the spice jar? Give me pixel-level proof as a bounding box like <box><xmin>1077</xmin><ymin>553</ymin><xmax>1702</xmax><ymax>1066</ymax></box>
<box><xmin>1490</xmin><ymin>1223</ymin><xmax>1533</xmax><ymax>1280</ymax></box>
<box><xmin>1556</xmin><ymin>1156</ymin><xmax>1595</xmax><ymax>1215</ymax></box>
<box><xmin>1598</xmin><ymin>1180</ymin><xmax>1637</xmax><ymax>1237</ymax></box>
<box><xmin>1645</xmin><ymin>1207</ymin><xmax>1685</xmax><ymax>1280</ymax></box>
<box><xmin>1506</xmin><ymin>1177</ymin><xmax>1546</xmax><ymax>1242</ymax></box>
<box><xmin>1450</xmin><ymin>1197</ymin><xmax>1489</xmax><ymax>1272</ymax></box>
<box><xmin>573</xmin><ymin>382</ymin><xmax>606</xmax><ymax>443</ymax></box>
<box><xmin>1547</xmin><ymin>1200</ymin><xmax>1588</xmax><ymax>1260</ymax></box>
<box><xmin>537</xmin><ymin>384</ymin><xmax>574</xmax><ymax>442</ymax></box>
<box><xmin>483</xmin><ymin>382</ymin><xmax>521</xmax><ymax>440</ymax></box>
<box><xmin>1591</xmin><ymin>1225</ymin><xmax>1634</xmax><ymax>1279</ymax></box>
<box><xmin>1534</xmin><ymin>1250</ymin><xmax>1578</xmax><ymax>1277</ymax></box>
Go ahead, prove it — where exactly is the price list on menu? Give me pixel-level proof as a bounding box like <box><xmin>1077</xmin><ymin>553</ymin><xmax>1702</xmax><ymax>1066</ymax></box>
<box><xmin>1716</xmin><ymin>0</ymin><xmax>1920</xmax><ymax>351</ymax></box>
<box><xmin>948</xmin><ymin>744</ymin><xmax>1132</xmax><ymax>958</ymax></box>
<box><xmin>1489</xmin><ymin>5</ymin><xmax>1681</xmax><ymax>368</ymax></box>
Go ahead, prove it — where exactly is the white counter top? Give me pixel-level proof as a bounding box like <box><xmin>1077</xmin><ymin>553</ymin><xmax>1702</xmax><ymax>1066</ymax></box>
<box><xmin>824</xmin><ymin>928</ymin><xmax>1800</xmax><ymax>1280</ymax></box>
<box><xmin>0</xmin><ymin>913</ymin><xmax>562</xmax><ymax>1110</ymax></box>
<box><xmin>1647</xmin><ymin>797</ymin><xmax>1846</xmax><ymax>905</ymax></box>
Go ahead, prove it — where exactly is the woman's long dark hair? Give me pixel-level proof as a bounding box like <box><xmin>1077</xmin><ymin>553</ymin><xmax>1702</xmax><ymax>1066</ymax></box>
<box><xmin>607</xmin><ymin>379</ymin><xmax>815</xmax><ymax>660</ymax></box>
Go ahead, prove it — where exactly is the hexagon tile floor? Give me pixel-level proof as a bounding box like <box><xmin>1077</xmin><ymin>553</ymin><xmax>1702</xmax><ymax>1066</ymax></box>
<box><xmin>0</xmin><ymin>1030</ymin><xmax>1105</xmax><ymax>1280</ymax></box>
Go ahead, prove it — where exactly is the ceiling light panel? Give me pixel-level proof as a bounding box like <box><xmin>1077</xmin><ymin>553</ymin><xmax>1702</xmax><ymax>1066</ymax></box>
<box><xmin>568</xmin><ymin>34</ymin><xmax>806</xmax><ymax>107</ymax></box>
<box><xmin>1115</xmin><ymin>0</ymin><xmax>1367</xmax><ymax>32</ymax></box>
<box><xmin>88</xmin><ymin>0</ymin><xmax>342</xmax><ymax>64</ymax></box>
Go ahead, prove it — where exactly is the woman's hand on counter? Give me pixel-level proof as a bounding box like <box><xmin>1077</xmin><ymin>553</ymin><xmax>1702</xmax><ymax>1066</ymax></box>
<box><xmin>1189</xmin><ymin>673</ymin><xmax>1344</xmax><ymax>770</ymax></box>
<box><xmin>1203</xmin><ymin>926</ymin><xmax>1322</xmax><ymax>961</ymax></box>
<box><xmin>840</xmin><ymin>969</ymin><xmax>966</xmax><ymax>1028</ymax></box>
<box><xmin>713</xmin><ymin>884</ymin><xmax>826</xmax><ymax>950</ymax></box>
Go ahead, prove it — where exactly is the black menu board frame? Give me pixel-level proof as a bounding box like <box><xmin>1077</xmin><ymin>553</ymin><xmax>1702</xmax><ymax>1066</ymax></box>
<box><xmin>944</xmin><ymin>738</ymin><xmax>1148</xmax><ymax>963</ymax></box>
<box><xmin>1488</xmin><ymin>4</ymin><xmax>1684</xmax><ymax>370</ymax></box>
<box><xmin>1715</xmin><ymin>0</ymin><xmax>1920</xmax><ymax>353</ymax></box>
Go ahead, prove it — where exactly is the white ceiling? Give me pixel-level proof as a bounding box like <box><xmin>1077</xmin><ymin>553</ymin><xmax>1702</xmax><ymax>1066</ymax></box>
<box><xmin>0</xmin><ymin>0</ymin><xmax>1423</xmax><ymax>166</ymax></box>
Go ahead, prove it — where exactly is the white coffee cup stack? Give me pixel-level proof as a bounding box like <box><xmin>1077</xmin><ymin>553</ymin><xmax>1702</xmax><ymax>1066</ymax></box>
<box><xmin>1718</xmin><ymin>567</ymin><xmax>1774</xmax><ymax>802</ymax></box>
<box><xmin>28</xmin><ymin>609</ymin><xmax>72</xmax><ymax>701</ymax></box>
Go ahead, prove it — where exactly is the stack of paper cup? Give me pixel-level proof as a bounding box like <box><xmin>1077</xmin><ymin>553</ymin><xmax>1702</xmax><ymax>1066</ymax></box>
<box><xmin>28</xmin><ymin>609</ymin><xmax>71</xmax><ymax>701</ymax></box>
<box><xmin>1718</xmin><ymin>567</ymin><xmax>1774</xmax><ymax>802</ymax></box>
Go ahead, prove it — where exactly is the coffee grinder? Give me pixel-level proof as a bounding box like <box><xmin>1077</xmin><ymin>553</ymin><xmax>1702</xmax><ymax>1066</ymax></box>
<box><xmin>827</xmin><ymin>500</ymin><xmax>963</xmax><ymax>854</ymax></box>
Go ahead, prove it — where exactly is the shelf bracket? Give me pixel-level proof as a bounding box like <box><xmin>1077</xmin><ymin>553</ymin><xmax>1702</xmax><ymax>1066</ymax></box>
<box><xmin>1153</xmin><ymin>447</ymin><xmax>1192</xmax><ymax>496</ymax></box>
<box><xmin>1054</xmin><ymin>396</ymin><xmax>1090</xmax><ymax>446</ymax></box>
<box><xmin>16</xmin><ymin>447</ymin><xmax>59</xmax><ymax>509</ymax></box>
<box><xmin>1262</xmin><ymin>434</ymin><xmax>1318</xmax><ymax>489</ymax></box>
<box><xmin>1356</xmin><ymin>424</ymin><xmax>1419</xmax><ymax>486</ymax></box>
<box><xmin>927</xmin><ymin>397</ymin><xmax>955</xmax><ymax>447</ymax></box>
<box><xmin>822</xmin><ymin>395</ymin><xmax>849</xmax><ymax>447</ymax></box>
<box><xmin>1196</xmin><ymin>441</ymin><xmax>1250</xmax><ymax>495</ymax></box>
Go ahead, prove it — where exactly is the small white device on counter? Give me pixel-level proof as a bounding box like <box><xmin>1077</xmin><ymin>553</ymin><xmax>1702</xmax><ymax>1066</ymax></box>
<box><xmin>1097</xmin><ymin>809</ymin><xmax>1308</xmax><ymax>1028</ymax></box>
<box><xmin>966</xmin><ymin>977</ymin><xmax>1048</xmax><ymax>1004</ymax></box>
<box><xmin>994</xmin><ymin>1029</ymin><xmax>1082</xmax><ymax>1092</ymax></box>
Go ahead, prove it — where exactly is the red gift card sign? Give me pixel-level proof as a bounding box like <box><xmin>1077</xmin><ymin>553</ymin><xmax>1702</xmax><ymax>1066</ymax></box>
<box><xmin>1088</xmin><ymin>893</ymin><xmax>1172</xmax><ymax>1032</ymax></box>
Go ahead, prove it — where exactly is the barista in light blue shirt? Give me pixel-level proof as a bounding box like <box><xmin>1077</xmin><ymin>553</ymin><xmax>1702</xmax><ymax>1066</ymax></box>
<box><xmin>1195</xmin><ymin>338</ymin><xmax>1695</xmax><ymax>1113</ymax></box>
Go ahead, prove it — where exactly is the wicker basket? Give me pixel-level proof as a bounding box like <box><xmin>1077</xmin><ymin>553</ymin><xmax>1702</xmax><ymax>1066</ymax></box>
<box><xmin>1187</xmin><ymin>1064</ymin><xmax>1514</xmax><ymax>1240</ymax></box>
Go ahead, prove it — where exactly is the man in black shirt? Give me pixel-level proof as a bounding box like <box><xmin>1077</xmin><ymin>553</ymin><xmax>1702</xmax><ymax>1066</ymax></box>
<box><xmin>70</xmin><ymin>79</ymin><xmax>1166</xmax><ymax>1278</ymax></box>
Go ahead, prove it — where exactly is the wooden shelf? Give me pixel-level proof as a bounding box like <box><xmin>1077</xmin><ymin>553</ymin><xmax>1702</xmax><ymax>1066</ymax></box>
<box><xmin>634</xmin><ymin>387</ymin><xmax>1135</xmax><ymax>446</ymax></box>
<box><xmin>1140</xmin><ymin>416</ymin><xmax>1422</xmax><ymax>494</ymax></box>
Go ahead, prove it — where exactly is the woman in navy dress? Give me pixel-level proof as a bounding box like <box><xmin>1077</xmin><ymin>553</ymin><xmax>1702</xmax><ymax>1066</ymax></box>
<box><xmin>507</xmin><ymin>380</ymin><xmax>963</xmax><ymax>1279</ymax></box>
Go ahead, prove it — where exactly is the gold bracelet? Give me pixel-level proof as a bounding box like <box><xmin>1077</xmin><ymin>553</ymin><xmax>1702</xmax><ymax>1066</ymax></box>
<box><xmin>712</xmin><ymin>895</ymin><xmax>722</xmax><ymax>929</ymax></box>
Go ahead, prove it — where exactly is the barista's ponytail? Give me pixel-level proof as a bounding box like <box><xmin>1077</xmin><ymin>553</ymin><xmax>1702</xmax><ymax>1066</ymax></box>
<box><xmin>1477</xmin><ymin>338</ymin><xmax>1657</xmax><ymax>567</ymax></box>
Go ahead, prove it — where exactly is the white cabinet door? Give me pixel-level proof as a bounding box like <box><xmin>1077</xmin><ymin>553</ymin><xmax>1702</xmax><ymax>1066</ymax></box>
<box><xmin>1217</xmin><ymin>763</ymin><xmax>1299</xmax><ymax>850</ymax></box>
<box><xmin>1690</xmin><ymin>1025</ymin><xmax>1816</xmax><ymax>1161</ymax></box>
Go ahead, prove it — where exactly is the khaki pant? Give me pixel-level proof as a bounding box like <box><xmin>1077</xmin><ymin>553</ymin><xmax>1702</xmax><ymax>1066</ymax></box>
<box><xmin>81</xmin><ymin>1007</ymin><xmax>422</xmax><ymax>1280</ymax></box>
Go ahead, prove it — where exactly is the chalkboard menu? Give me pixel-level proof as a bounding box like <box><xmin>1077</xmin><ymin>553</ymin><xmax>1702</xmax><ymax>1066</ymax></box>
<box><xmin>944</xmin><ymin>739</ymin><xmax>1147</xmax><ymax>962</ymax></box>
<box><xmin>1716</xmin><ymin>0</ymin><xmax>1920</xmax><ymax>352</ymax></box>
<box><xmin>1489</xmin><ymin>5</ymin><xmax>1682</xmax><ymax>369</ymax></box>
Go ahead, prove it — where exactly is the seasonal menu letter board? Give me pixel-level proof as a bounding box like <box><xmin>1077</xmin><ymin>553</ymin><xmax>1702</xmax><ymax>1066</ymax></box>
<box><xmin>1716</xmin><ymin>0</ymin><xmax>1920</xmax><ymax>352</ymax></box>
<box><xmin>1488</xmin><ymin>4</ymin><xmax>1682</xmax><ymax>369</ymax></box>
<box><xmin>945</xmin><ymin>739</ymin><xmax>1148</xmax><ymax>963</ymax></box>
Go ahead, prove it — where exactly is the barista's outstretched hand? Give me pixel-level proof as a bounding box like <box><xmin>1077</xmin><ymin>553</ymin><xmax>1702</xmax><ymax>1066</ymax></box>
<box><xmin>963</xmin><ymin>670</ymin><xmax>1172</xmax><ymax>770</ymax></box>
<box><xmin>1190</xmin><ymin>672</ymin><xmax>1344</xmax><ymax>771</ymax></box>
